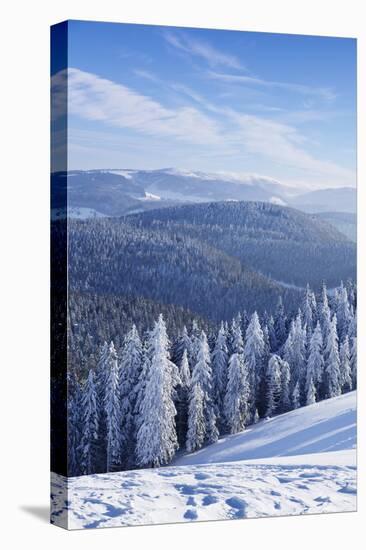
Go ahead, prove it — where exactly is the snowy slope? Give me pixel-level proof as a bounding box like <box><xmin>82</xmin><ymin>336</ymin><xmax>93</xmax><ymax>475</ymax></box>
<box><xmin>51</xmin><ymin>392</ymin><xmax>356</xmax><ymax>529</ymax></box>
<box><xmin>175</xmin><ymin>391</ymin><xmax>356</xmax><ymax>466</ymax></box>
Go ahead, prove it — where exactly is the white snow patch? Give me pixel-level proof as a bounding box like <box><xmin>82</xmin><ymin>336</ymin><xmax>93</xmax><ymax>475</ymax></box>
<box><xmin>175</xmin><ymin>392</ymin><xmax>356</xmax><ymax>466</ymax></box>
<box><xmin>140</xmin><ymin>192</ymin><xmax>161</xmax><ymax>201</ymax></box>
<box><xmin>269</xmin><ymin>196</ymin><xmax>287</xmax><ymax>206</ymax></box>
<box><xmin>108</xmin><ymin>170</ymin><xmax>136</xmax><ymax>179</ymax></box>
<box><xmin>51</xmin><ymin>393</ymin><xmax>356</xmax><ymax>529</ymax></box>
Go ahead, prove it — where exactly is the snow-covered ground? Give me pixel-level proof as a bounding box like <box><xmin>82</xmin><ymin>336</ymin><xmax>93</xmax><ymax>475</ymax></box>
<box><xmin>51</xmin><ymin>392</ymin><xmax>356</xmax><ymax>529</ymax></box>
<box><xmin>175</xmin><ymin>391</ymin><xmax>356</xmax><ymax>466</ymax></box>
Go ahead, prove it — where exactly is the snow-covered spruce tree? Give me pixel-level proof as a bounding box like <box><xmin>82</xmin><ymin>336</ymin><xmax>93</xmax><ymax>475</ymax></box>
<box><xmin>339</xmin><ymin>335</ymin><xmax>352</xmax><ymax>393</ymax></box>
<box><xmin>265</xmin><ymin>355</ymin><xmax>282</xmax><ymax>417</ymax></box>
<box><xmin>136</xmin><ymin>315</ymin><xmax>179</xmax><ymax>468</ymax></box>
<box><xmin>267</xmin><ymin>315</ymin><xmax>278</xmax><ymax>353</ymax></box>
<box><xmin>292</xmin><ymin>381</ymin><xmax>301</xmax><ymax>409</ymax></box>
<box><xmin>346</xmin><ymin>279</ymin><xmax>356</xmax><ymax>310</ymax></box>
<box><xmin>189</xmin><ymin>330</ymin><xmax>218</xmax><ymax>445</ymax></box>
<box><xmin>133</xmin><ymin>340</ymin><xmax>150</xmax><ymax>435</ymax></box>
<box><xmin>231</xmin><ymin>319</ymin><xmax>244</xmax><ymax>354</ymax></box>
<box><xmin>319</xmin><ymin>283</ymin><xmax>331</xmax><ymax>338</ymax></box>
<box><xmin>224</xmin><ymin>352</ymin><xmax>250</xmax><ymax>433</ymax></box>
<box><xmin>171</xmin><ymin>326</ymin><xmax>192</xmax><ymax>370</ymax></box>
<box><xmin>67</xmin><ymin>372</ymin><xmax>82</xmax><ymax>476</ymax></box>
<box><xmin>186</xmin><ymin>383</ymin><xmax>205</xmax><ymax>453</ymax></box>
<box><xmin>274</xmin><ymin>296</ymin><xmax>287</xmax><ymax>350</ymax></box>
<box><xmin>104</xmin><ymin>342</ymin><xmax>121</xmax><ymax>472</ymax></box>
<box><xmin>336</xmin><ymin>282</ymin><xmax>351</xmax><ymax>342</ymax></box>
<box><xmin>94</xmin><ymin>341</ymin><xmax>109</xmax><ymax>472</ymax></box>
<box><xmin>244</xmin><ymin>311</ymin><xmax>265</xmax><ymax>417</ymax></box>
<box><xmin>189</xmin><ymin>320</ymin><xmax>202</xmax><ymax>366</ymax></box>
<box><xmin>306</xmin><ymin>378</ymin><xmax>317</xmax><ymax>405</ymax></box>
<box><xmin>348</xmin><ymin>309</ymin><xmax>357</xmax><ymax>340</ymax></box>
<box><xmin>118</xmin><ymin>325</ymin><xmax>143</xmax><ymax>469</ymax></box>
<box><xmin>302</xmin><ymin>284</ymin><xmax>317</xmax><ymax>338</ymax></box>
<box><xmin>283</xmin><ymin>312</ymin><xmax>306</xmax><ymax>403</ymax></box>
<box><xmin>324</xmin><ymin>315</ymin><xmax>341</xmax><ymax>399</ymax></box>
<box><xmin>279</xmin><ymin>357</ymin><xmax>291</xmax><ymax>413</ymax></box>
<box><xmin>240</xmin><ymin>310</ymin><xmax>250</xmax><ymax>343</ymax></box>
<box><xmin>259</xmin><ymin>323</ymin><xmax>271</xmax><ymax>416</ymax></box>
<box><xmin>175</xmin><ymin>349</ymin><xmax>191</xmax><ymax>447</ymax></box>
<box><xmin>305</xmin><ymin>321</ymin><xmax>324</xmax><ymax>402</ymax></box>
<box><xmin>78</xmin><ymin>369</ymin><xmax>99</xmax><ymax>475</ymax></box>
<box><xmin>350</xmin><ymin>336</ymin><xmax>357</xmax><ymax>389</ymax></box>
<box><xmin>211</xmin><ymin>322</ymin><xmax>229</xmax><ymax>433</ymax></box>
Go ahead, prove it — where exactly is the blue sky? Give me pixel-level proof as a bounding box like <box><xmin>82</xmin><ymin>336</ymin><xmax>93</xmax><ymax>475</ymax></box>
<box><xmin>52</xmin><ymin>20</ymin><xmax>356</xmax><ymax>190</ymax></box>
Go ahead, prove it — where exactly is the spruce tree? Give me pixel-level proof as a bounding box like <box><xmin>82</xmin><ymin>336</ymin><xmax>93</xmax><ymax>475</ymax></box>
<box><xmin>305</xmin><ymin>322</ymin><xmax>324</xmax><ymax>401</ymax></box>
<box><xmin>279</xmin><ymin>357</ymin><xmax>291</xmax><ymax>413</ymax></box>
<box><xmin>171</xmin><ymin>326</ymin><xmax>191</xmax><ymax>370</ymax></box>
<box><xmin>339</xmin><ymin>335</ymin><xmax>352</xmax><ymax>392</ymax></box>
<box><xmin>324</xmin><ymin>315</ymin><xmax>341</xmax><ymax>398</ymax></box>
<box><xmin>319</xmin><ymin>283</ymin><xmax>331</xmax><ymax>338</ymax></box>
<box><xmin>67</xmin><ymin>373</ymin><xmax>82</xmax><ymax>476</ymax></box>
<box><xmin>186</xmin><ymin>384</ymin><xmax>205</xmax><ymax>453</ymax></box>
<box><xmin>284</xmin><ymin>313</ymin><xmax>306</xmax><ymax>401</ymax></box>
<box><xmin>136</xmin><ymin>315</ymin><xmax>178</xmax><ymax>468</ymax></box>
<box><xmin>119</xmin><ymin>325</ymin><xmax>143</xmax><ymax>469</ymax></box>
<box><xmin>267</xmin><ymin>315</ymin><xmax>278</xmax><ymax>352</ymax></box>
<box><xmin>306</xmin><ymin>378</ymin><xmax>317</xmax><ymax>405</ymax></box>
<box><xmin>189</xmin><ymin>320</ymin><xmax>201</xmax><ymax>366</ymax></box>
<box><xmin>302</xmin><ymin>283</ymin><xmax>316</xmax><ymax>336</ymax></box>
<box><xmin>244</xmin><ymin>311</ymin><xmax>265</xmax><ymax>416</ymax></box>
<box><xmin>104</xmin><ymin>342</ymin><xmax>121</xmax><ymax>472</ymax></box>
<box><xmin>175</xmin><ymin>350</ymin><xmax>191</xmax><ymax>446</ymax></box>
<box><xmin>94</xmin><ymin>342</ymin><xmax>109</xmax><ymax>471</ymax></box>
<box><xmin>292</xmin><ymin>381</ymin><xmax>301</xmax><ymax>409</ymax></box>
<box><xmin>265</xmin><ymin>355</ymin><xmax>282</xmax><ymax>417</ymax></box>
<box><xmin>350</xmin><ymin>337</ymin><xmax>357</xmax><ymax>389</ymax></box>
<box><xmin>79</xmin><ymin>369</ymin><xmax>99</xmax><ymax>475</ymax></box>
<box><xmin>224</xmin><ymin>352</ymin><xmax>249</xmax><ymax>433</ymax></box>
<box><xmin>336</xmin><ymin>282</ymin><xmax>351</xmax><ymax>342</ymax></box>
<box><xmin>190</xmin><ymin>331</ymin><xmax>218</xmax><ymax>445</ymax></box>
<box><xmin>211</xmin><ymin>322</ymin><xmax>229</xmax><ymax>431</ymax></box>
<box><xmin>274</xmin><ymin>296</ymin><xmax>287</xmax><ymax>349</ymax></box>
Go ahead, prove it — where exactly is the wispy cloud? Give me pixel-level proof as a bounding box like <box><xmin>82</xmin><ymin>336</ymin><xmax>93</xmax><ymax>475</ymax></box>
<box><xmin>133</xmin><ymin>69</ymin><xmax>161</xmax><ymax>82</ymax></box>
<box><xmin>208</xmin><ymin>71</ymin><xmax>336</xmax><ymax>101</ymax></box>
<box><xmin>225</xmin><ymin>110</ymin><xmax>353</xmax><ymax>185</ymax></box>
<box><xmin>55</xmin><ymin>68</ymin><xmax>221</xmax><ymax>146</ymax></box>
<box><xmin>164</xmin><ymin>32</ymin><xmax>244</xmax><ymax>70</ymax></box>
<box><xmin>52</xmin><ymin>68</ymin><xmax>355</xmax><ymax>189</ymax></box>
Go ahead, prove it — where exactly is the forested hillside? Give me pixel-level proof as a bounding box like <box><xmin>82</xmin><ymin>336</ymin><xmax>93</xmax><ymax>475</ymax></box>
<box><xmin>127</xmin><ymin>201</ymin><xmax>355</xmax><ymax>288</ymax></box>
<box><xmin>66</xmin><ymin>280</ymin><xmax>357</xmax><ymax>476</ymax></box>
<box><xmin>67</xmin><ymin>216</ymin><xmax>296</xmax><ymax>323</ymax></box>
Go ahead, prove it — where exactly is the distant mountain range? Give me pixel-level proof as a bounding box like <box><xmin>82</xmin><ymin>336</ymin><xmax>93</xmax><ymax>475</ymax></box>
<box><xmin>290</xmin><ymin>187</ymin><xmax>356</xmax><ymax>214</ymax></box>
<box><xmin>51</xmin><ymin>168</ymin><xmax>357</xmax><ymax>220</ymax></box>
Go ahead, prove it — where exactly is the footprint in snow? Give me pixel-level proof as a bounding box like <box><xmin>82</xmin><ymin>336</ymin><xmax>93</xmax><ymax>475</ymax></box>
<box><xmin>314</xmin><ymin>496</ymin><xmax>331</xmax><ymax>505</ymax></box>
<box><xmin>184</xmin><ymin>509</ymin><xmax>198</xmax><ymax>520</ymax></box>
<box><xmin>174</xmin><ymin>484</ymin><xmax>196</xmax><ymax>495</ymax></box>
<box><xmin>186</xmin><ymin>496</ymin><xmax>197</xmax><ymax>506</ymax></box>
<box><xmin>338</xmin><ymin>484</ymin><xmax>357</xmax><ymax>495</ymax></box>
<box><xmin>202</xmin><ymin>495</ymin><xmax>218</xmax><ymax>506</ymax></box>
<box><xmin>226</xmin><ymin>497</ymin><xmax>247</xmax><ymax>519</ymax></box>
<box><xmin>194</xmin><ymin>472</ymin><xmax>210</xmax><ymax>480</ymax></box>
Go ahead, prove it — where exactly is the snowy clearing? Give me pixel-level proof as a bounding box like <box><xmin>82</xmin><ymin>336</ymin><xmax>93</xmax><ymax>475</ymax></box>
<box><xmin>51</xmin><ymin>392</ymin><xmax>356</xmax><ymax>529</ymax></box>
